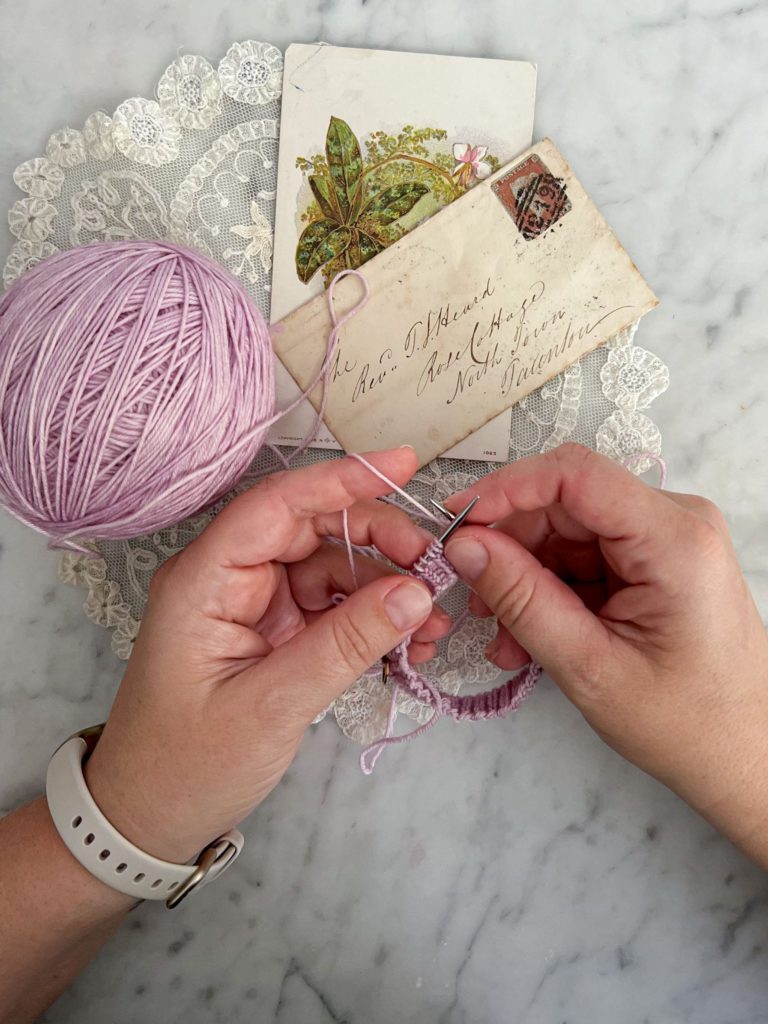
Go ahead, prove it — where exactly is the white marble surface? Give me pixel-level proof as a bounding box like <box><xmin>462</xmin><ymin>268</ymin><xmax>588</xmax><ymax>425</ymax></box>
<box><xmin>1</xmin><ymin>2</ymin><xmax>768</xmax><ymax>1021</ymax></box>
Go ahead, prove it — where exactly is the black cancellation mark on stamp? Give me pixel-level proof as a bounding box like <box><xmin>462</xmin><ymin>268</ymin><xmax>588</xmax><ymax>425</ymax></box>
<box><xmin>492</xmin><ymin>154</ymin><xmax>571</xmax><ymax>240</ymax></box>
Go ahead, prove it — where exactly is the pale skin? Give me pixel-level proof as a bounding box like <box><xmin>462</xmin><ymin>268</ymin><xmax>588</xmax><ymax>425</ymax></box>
<box><xmin>0</xmin><ymin>443</ymin><xmax>766</xmax><ymax>1023</ymax></box>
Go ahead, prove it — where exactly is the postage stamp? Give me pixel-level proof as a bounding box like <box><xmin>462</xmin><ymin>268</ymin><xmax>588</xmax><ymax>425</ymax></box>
<box><xmin>492</xmin><ymin>154</ymin><xmax>571</xmax><ymax>240</ymax></box>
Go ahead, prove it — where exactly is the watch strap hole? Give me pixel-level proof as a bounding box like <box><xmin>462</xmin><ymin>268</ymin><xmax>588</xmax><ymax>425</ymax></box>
<box><xmin>46</xmin><ymin>729</ymin><xmax>244</xmax><ymax>905</ymax></box>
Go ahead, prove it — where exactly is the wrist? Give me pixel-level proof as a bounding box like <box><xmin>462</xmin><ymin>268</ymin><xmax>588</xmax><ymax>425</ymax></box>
<box><xmin>0</xmin><ymin>797</ymin><xmax>133</xmax><ymax>1024</ymax></box>
<box><xmin>676</xmin><ymin>713</ymin><xmax>768</xmax><ymax>870</ymax></box>
<box><xmin>704</xmin><ymin>774</ymin><xmax>768</xmax><ymax>870</ymax></box>
<box><xmin>45</xmin><ymin>727</ymin><xmax>244</xmax><ymax>908</ymax></box>
<box><xmin>32</xmin><ymin>796</ymin><xmax>135</xmax><ymax>915</ymax></box>
<box><xmin>83</xmin><ymin>745</ymin><xmax>210</xmax><ymax>865</ymax></box>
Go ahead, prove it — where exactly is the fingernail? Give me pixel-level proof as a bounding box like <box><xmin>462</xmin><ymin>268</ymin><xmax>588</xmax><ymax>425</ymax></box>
<box><xmin>384</xmin><ymin>581</ymin><xmax>433</xmax><ymax>631</ymax></box>
<box><xmin>399</xmin><ymin>443</ymin><xmax>415</xmax><ymax>449</ymax></box>
<box><xmin>445</xmin><ymin>537</ymin><xmax>489</xmax><ymax>581</ymax></box>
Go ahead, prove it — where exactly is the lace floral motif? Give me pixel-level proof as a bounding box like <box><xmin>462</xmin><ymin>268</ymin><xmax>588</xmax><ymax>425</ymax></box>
<box><xmin>601</xmin><ymin>345</ymin><xmax>670</xmax><ymax>410</ymax></box>
<box><xmin>8</xmin><ymin>198</ymin><xmax>57</xmax><ymax>241</ymax></box>
<box><xmin>218</xmin><ymin>41</ymin><xmax>283</xmax><ymax>106</ymax></box>
<box><xmin>445</xmin><ymin>617</ymin><xmax>500</xmax><ymax>684</ymax></box>
<box><xmin>157</xmin><ymin>55</ymin><xmax>222</xmax><ymax>130</ymax></box>
<box><xmin>113</xmin><ymin>98</ymin><xmax>181</xmax><ymax>166</ymax></box>
<box><xmin>83</xmin><ymin>113</ymin><xmax>116</xmax><ymax>161</ymax></box>
<box><xmin>596</xmin><ymin>410</ymin><xmax>662</xmax><ymax>472</ymax></box>
<box><xmin>7</xmin><ymin>39</ymin><xmax>670</xmax><ymax>747</ymax></box>
<box><xmin>58</xmin><ymin>551</ymin><xmax>107</xmax><ymax>589</ymax></box>
<box><xmin>332</xmin><ymin>675</ymin><xmax>394</xmax><ymax>745</ymax></box>
<box><xmin>13</xmin><ymin>158</ymin><xmax>65</xmax><ymax>200</ymax></box>
<box><xmin>46</xmin><ymin>128</ymin><xmax>87</xmax><ymax>167</ymax></box>
<box><xmin>84</xmin><ymin>580</ymin><xmax>130</xmax><ymax>629</ymax></box>
<box><xmin>227</xmin><ymin>201</ymin><xmax>273</xmax><ymax>283</ymax></box>
<box><xmin>112</xmin><ymin>615</ymin><xmax>141</xmax><ymax>660</ymax></box>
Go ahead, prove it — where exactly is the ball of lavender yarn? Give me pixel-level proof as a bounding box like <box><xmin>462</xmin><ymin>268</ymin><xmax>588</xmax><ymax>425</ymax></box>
<box><xmin>0</xmin><ymin>240</ymin><xmax>275</xmax><ymax>547</ymax></box>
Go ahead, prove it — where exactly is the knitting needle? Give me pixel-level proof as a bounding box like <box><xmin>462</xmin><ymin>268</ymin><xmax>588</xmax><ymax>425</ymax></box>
<box><xmin>429</xmin><ymin>498</ymin><xmax>453</xmax><ymax>518</ymax></box>
<box><xmin>437</xmin><ymin>496</ymin><xmax>480</xmax><ymax>544</ymax></box>
<box><xmin>376</xmin><ymin>499</ymin><xmax>478</xmax><ymax>686</ymax></box>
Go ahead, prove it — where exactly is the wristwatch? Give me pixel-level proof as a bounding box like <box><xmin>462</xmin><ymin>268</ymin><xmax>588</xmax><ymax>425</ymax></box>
<box><xmin>45</xmin><ymin>725</ymin><xmax>243</xmax><ymax>909</ymax></box>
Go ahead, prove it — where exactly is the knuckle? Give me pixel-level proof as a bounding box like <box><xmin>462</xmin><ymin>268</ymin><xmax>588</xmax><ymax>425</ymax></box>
<box><xmin>569</xmin><ymin>637</ymin><xmax>610</xmax><ymax>698</ymax></box>
<box><xmin>492</xmin><ymin>570</ymin><xmax>540</xmax><ymax>630</ymax></box>
<box><xmin>691</xmin><ymin>495</ymin><xmax>728</xmax><ymax>531</ymax></box>
<box><xmin>255</xmin><ymin>469</ymin><xmax>288</xmax><ymax>493</ymax></box>
<box><xmin>330</xmin><ymin>611</ymin><xmax>375</xmax><ymax>671</ymax></box>
<box><xmin>686</xmin><ymin>511</ymin><xmax>726</xmax><ymax>558</ymax></box>
<box><xmin>569</xmin><ymin>644</ymin><xmax>636</xmax><ymax>723</ymax></box>
<box><xmin>553</xmin><ymin>442</ymin><xmax>595</xmax><ymax>472</ymax></box>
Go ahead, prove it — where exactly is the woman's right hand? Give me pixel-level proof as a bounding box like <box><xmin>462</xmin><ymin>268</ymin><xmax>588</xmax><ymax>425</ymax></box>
<box><xmin>443</xmin><ymin>445</ymin><xmax>768</xmax><ymax>866</ymax></box>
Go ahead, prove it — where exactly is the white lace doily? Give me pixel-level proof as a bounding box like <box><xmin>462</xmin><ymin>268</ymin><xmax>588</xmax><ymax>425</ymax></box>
<box><xmin>4</xmin><ymin>40</ymin><xmax>670</xmax><ymax>747</ymax></box>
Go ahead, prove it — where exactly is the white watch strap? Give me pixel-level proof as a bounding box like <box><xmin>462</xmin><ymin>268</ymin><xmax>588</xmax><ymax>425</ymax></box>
<box><xmin>46</xmin><ymin>733</ymin><xmax>243</xmax><ymax>904</ymax></box>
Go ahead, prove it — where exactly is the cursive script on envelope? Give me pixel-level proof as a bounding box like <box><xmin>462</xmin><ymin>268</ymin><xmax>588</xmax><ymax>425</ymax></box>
<box><xmin>271</xmin><ymin>139</ymin><xmax>658</xmax><ymax>467</ymax></box>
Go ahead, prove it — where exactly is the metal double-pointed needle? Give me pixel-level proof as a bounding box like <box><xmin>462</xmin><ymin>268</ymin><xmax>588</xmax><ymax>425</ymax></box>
<box><xmin>434</xmin><ymin>495</ymin><xmax>480</xmax><ymax>544</ymax></box>
<box><xmin>379</xmin><ymin>496</ymin><xmax>479</xmax><ymax>685</ymax></box>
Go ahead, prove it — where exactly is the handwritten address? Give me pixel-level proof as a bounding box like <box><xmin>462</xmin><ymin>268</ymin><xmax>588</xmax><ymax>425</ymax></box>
<box><xmin>328</xmin><ymin>273</ymin><xmax>629</xmax><ymax>408</ymax></box>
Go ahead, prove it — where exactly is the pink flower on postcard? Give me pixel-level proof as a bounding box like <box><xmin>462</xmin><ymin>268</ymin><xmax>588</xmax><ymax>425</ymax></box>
<box><xmin>452</xmin><ymin>143</ymin><xmax>492</xmax><ymax>188</ymax></box>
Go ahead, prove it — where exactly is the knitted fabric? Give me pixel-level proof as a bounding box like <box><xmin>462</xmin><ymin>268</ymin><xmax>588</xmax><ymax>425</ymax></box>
<box><xmin>390</xmin><ymin>539</ymin><xmax>542</xmax><ymax>723</ymax></box>
<box><xmin>359</xmin><ymin>537</ymin><xmax>543</xmax><ymax>773</ymax></box>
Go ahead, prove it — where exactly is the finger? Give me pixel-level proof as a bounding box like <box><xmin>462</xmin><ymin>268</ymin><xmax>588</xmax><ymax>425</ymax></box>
<box><xmin>469</xmin><ymin>593</ymin><xmax>493</xmax><ymax>617</ymax></box>
<box><xmin>287</xmin><ymin>543</ymin><xmax>452</xmax><ymax>643</ymax></box>
<box><xmin>445</xmin><ymin>445</ymin><xmax>688</xmax><ymax>585</ymax></box>
<box><xmin>493</xmin><ymin>505</ymin><xmax>595</xmax><ymax>553</ymax></box>
<box><xmin>251</xmin><ymin>575</ymin><xmax>434</xmax><ymax>724</ymax></box>
<box><xmin>313</xmin><ymin>498</ymin><xmax>434</xmax><ymax>569</ymax></box>
<box><xmin>444</xmin><ymin>524</ymin><xmax>613</xmax><ymax>695</ymax></box>
<box><xmin>201</xmin><ymin>560</ymin><xmax>282</xmax><ymax>629</ymax></box>
<box><xmin>409</xmin><ymin>641</ymin><xmax>437</xmax><ymax>665</ymax></box>
<box><xmin>253</xmin><ymin>563</ymin><xmax>306</xmax><ymax>647</ymax></box>
<box><xmin>302</xmin><ymin>608</ymin><xmax>437</xmax><ymax>664</ymax></box>
<box><xmin>666</xmin><ymin>492</ymin><xmax>731</xmax><ymax>539</ymax></box>
<box><xmin>486</xmin><ymin>625</ymin><xmax>530</xmax><ymax>670</ymax></box>
<box><xmin>486</xmin><ymin>577</ymin><xmax>608</xmax><ymax>671</ymax></box>
<box><xmin>193</xmin><ymin>447</ymin><xmax>420</xmax><ymax>570</ymax></box>
<box><xmin>189</xmin><ymin>618</ymin><xmax>274</xmax><ymax>670</ymax></box>
<box><xmin>539</xmin><ymin>535</ymin><xmax>604</xmax><ymax>583</ymax></box>
<box><xmin>571</xmin><ymin>581</ymin><xmax>610</xmax><ymax>613</ymax></box>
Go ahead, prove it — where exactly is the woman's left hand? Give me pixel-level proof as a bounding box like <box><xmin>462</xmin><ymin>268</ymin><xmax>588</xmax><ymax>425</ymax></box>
<box><xmin>83</xmin><ymin>447</ymin><xmax>447</xmax><ymax>864</ymax></box>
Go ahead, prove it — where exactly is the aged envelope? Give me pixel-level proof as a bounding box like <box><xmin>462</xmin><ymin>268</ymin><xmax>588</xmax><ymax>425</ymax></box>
<box><xmin>272</xmin><ymin>139</ymin><xmax>658</xmax><ymax>467</ymax></box>
<box><xmin>270</xmin><ymin>42</ymin><xmax>537</xmax><ymax>459</ymax></box>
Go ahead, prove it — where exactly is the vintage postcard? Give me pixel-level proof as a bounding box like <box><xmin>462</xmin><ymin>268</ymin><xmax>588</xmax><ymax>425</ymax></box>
<box><xmin>270</xmin><ymin>42</ymin><xmax>537</xmax><ymax>458</ymax></box>
<box><xmin>272</xmin><ymin>139</ymin><xmax>659</xmax><ymax>467</ymax></box>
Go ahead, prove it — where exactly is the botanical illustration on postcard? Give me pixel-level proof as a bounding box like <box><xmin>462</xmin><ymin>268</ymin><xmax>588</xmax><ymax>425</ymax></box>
<box><xmin>270</xmin><ymin>43</ymin><xmax>537</xmax><ymax>459</ymax></box>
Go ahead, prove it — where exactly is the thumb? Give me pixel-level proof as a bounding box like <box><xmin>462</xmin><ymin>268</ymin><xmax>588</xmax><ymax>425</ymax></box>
<box><xmin>256</xmin><ymin>575</ymin><xmax>433</xmax><ymax>723</ymax></box>
<box><xmin>444</xmin><ymin>527</ymin><xmax>611</xmax><ymax>697</ymax></box>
